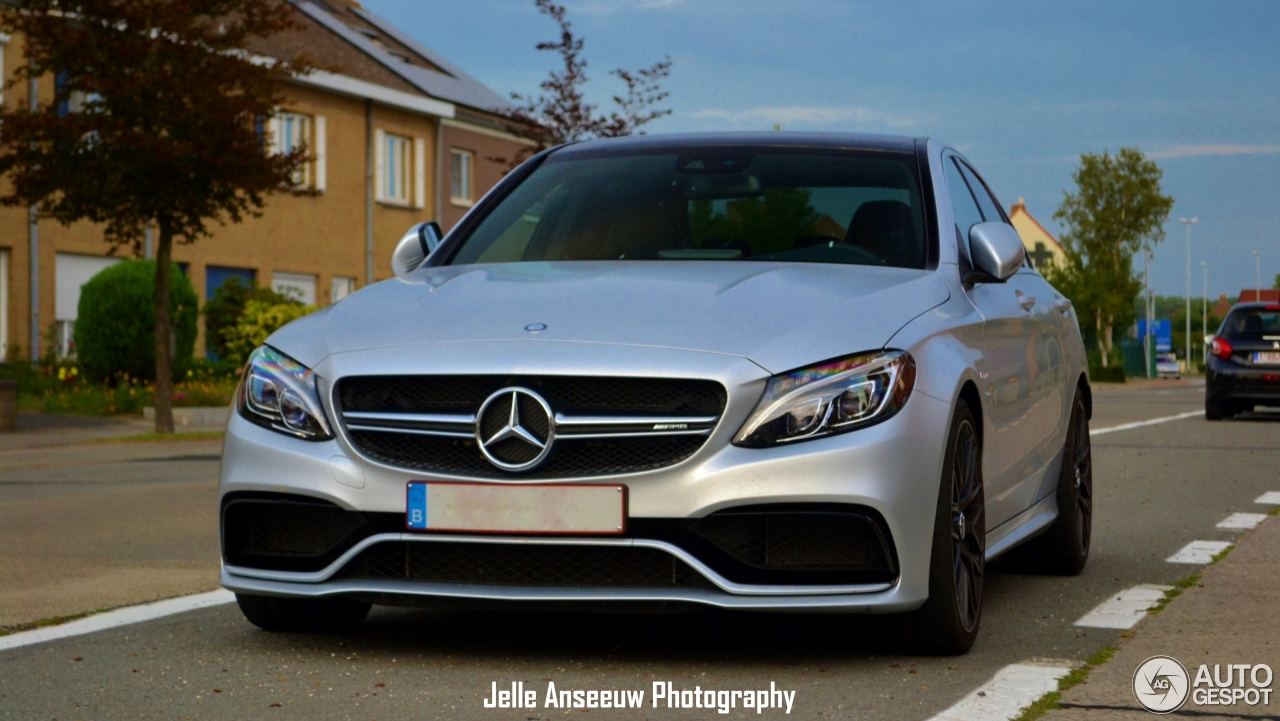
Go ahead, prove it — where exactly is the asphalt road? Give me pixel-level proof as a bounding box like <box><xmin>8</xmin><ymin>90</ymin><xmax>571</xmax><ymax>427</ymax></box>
<box><xmin>2</xmin><ymin>382</ymin><xmax>1278</xmax><ymax>721</ymax></box>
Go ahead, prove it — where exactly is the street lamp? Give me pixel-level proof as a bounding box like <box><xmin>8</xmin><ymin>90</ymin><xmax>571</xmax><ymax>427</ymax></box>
<box><xmin>1201</xmin><ymin>261</ymin><xmax>1207</xmax><ymax>362</ymax></box>
<box><xmin>1144</xmin><ymin>249</ymin><xmax>1153</xmax><ymax>378</ymax></box>
<box><xmin>1180</xmin><ymin>217</ymin><xmax>1198</xmax><ymax>371</ymax></box>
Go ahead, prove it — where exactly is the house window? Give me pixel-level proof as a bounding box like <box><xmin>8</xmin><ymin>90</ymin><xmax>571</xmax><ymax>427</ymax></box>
<box><xmin>331</xmin><ymin>276</ymin><xmax>356</xmax><ymax>303</ymax></box>
<box><xmin>384</xmin><ymin>133</ymin><xmax>411</xmax><ymax>204</ymax></box>
<box><xmin>272</xmin><ymin>272</ymin><xmax>317</xmax><ymax>305</ymax></box>
<box><xmin>376</xmin><ymin>130</ymin><xmax>425</xmax><ymax>208</ymax></box>
<box><xmin>275</xmin><ymin>112</ymin><xmax>311</xmax><ymax>186</ymax></box>
<box><xmin>54</xmin><ymin>253</ymin><xmax>122</xmax><ymax>358</ymax></box>
<box><xmin>269</xmin><ymin>111</ymin><xmax>326</xmax><ymax>191</ymax></box>
<box><xmin>451</xmin><ymin>149</ymin><xmax>474</xmax><ymax>205</ymax></box>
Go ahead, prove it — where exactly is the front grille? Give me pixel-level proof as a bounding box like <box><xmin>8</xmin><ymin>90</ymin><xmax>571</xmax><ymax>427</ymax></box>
<box><xmin>337</xmin><ymin>541</ymin><xmax>716</xmax><ymax>589</ymax></box>
<box><xmin>348</xmin><ymin>430</ymin><xmax>708</xmax><ymax>479</ymax></box>
<box><xmin>339</xmin><ymin>375</ymin><xmax>726</xmax><ymax>416</ymax></box>
<box><xmin>337</xmin><ymin>375</ymin><xmax>726</xmax><ymax>478</ymax></box>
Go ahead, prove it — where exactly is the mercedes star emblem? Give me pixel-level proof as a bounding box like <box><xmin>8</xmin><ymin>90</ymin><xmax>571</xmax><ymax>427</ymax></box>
<box><xmin>475</xmin><ymin>387</ymin><xmax>555</xmax><ymax>471</ymax></box>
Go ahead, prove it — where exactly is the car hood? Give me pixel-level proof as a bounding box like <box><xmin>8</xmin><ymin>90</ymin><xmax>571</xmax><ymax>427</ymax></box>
<box><xmin>269</xmin><ymin>261</ymin><xmax>950</xmax><ymax>374</ymax></box>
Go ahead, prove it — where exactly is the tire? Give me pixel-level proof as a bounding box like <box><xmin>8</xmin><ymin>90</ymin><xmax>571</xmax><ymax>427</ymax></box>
<box><xmin>1005</xmin><ymin>390</ymin><xmax>1092</xmax><ymax>575</ymax></box>
<box><xmin>236</xmin><ymin>594</ymin><xmax>371</xmax><ymax>633</ymax></box>
<box><xmin>906</xmin><ymin>402</ymin><xmax>984</xmax><ymax>656</ymax></box>
<box><xmin>1205</xmin><ymin>396</ymin><xmax>1224</xmax><ymax>421</ymax></box>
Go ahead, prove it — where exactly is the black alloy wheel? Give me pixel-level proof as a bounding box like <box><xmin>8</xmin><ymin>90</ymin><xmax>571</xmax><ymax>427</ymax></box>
<box><xmin>907</xmin><ymin>401</ymin><xmax>985</xmax><ymax>655</ymax></box>
<box><xmin>1070</xmin><ymin>399</ymin><xmax>1093</xmax><ymax>559</ymax></box>
<box><xmin>950</xmin><ymin>417</ymin><xmax>985</xmax><ymax>634</ymax></box>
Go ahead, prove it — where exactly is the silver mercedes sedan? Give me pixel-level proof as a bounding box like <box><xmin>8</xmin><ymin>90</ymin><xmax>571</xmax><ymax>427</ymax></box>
<box><xmin>220</xmin><ymin>133</ymin><xmax>1091</xmax><ymax>654</ymax></box>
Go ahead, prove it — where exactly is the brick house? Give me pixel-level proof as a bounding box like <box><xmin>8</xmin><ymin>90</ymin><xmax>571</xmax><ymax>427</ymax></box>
<box><xmin>0</xmin><ymin>0</ymin><xmax>533</xmax><ymax>359</ymax></box>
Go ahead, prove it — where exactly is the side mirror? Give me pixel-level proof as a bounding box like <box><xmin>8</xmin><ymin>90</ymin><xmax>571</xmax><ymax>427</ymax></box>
<box><xmin>391</xmin><ymin>221</ymin><xmax>443</xmax><ymax>279</ymax></box>
<box><xmin>965</xmin><ymin>222</ymin><xmax>1025</xmax><ymax>284</ymax></box>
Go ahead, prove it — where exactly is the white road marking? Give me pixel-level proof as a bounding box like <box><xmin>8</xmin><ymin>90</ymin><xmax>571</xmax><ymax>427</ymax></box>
<box><xmin>1216</xmin><ymin>513</ymin><xmax>1269</xmax><ymax>531</ymax></box>
<box><xmin>1074</xmin><ymin>584</ymin><xmax>1174</xmax><ymax>629</ymax></box>
<box><xmin>1166</xmin><ymin>540</ymin><xmax>1233</xmax><ymax>564</ymax></box>
<box><xmin>1255</xmin><ymin>491</ymin><xmax>1280</xmax><ymax>505</ymax></box>
<box><xmin>0</xmin><ymin>590</ymin><xmax>235</xmax><ymax>652</ymax></box>
<box><xmin>928</xmin><ymin>661</ymin><xmax>1074</xmax><ymax>721</ymax></box>
<box><xmin>1089</xmin><ymin>410</ymin><xmax>1202</xmax><ymax>437</ymax></box>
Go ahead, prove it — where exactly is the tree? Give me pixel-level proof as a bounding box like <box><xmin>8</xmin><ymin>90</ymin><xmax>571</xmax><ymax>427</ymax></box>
<box><xmin>1273</xmin><ymin>273</ymin><xmax>1279</xmax><ymax>290</ymax></box>
<box><xmin>498</xmin><ymin>0</ymin><xmax>672</xmax><ymax>166</ymax></box>
<box><xmin>0</xmin><ymin>0</ymin><xmax>316</xmax><ymax>432</ymax></box>
<box><xmin>1044</xmin><ymin>148</ymin><xmax>1174</xmax><ymax>367</ymax></box>
<box><xmin>202</xmin><ymin>277</ymin><xmax>294</xmax><ymax>362</ymax></box>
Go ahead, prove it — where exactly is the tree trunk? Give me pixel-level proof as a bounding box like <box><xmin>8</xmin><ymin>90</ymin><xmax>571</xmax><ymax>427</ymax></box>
<box><xmin>1103</xmin><ymin>315</ymin><xmax>1114</xmax><ymax>368</ymax></box>
<box><xmin>153</xmin><ymin>222</ymin><xmax>174</xmax><ymax>434</ymax></box>
<box><xmin>1096</xmin><ymin>309</ymin><xmax>1108</xmax><ymax>367</ymax></box>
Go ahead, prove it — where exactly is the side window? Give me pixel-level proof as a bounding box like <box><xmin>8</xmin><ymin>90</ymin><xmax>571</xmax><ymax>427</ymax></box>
<box><xmin>958</xmin><ymin>162</ymin><xmax>1007</xmax><ymax>224</ymax></box>
<box><xmin>944</xmin><ymin>158</ymin><xmax>985</xmax><ymax>263</ymax></box>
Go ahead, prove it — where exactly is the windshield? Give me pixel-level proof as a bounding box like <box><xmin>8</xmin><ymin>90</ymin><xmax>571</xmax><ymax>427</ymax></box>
<box><xmin>448</xmin><ymin>148</ymin><xmax>929</xmax><ymax>269</ymax></box>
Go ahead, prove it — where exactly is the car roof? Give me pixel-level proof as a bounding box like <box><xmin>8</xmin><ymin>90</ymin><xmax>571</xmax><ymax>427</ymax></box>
<box><xmin>1229</xmin><ymin>301</ymin><xmax>1280</xmax><ymax>311</ymax></box>
<box><xmin>551</xmin><ymin>132</ymin><xmax>923</xmax><ymax>157</ymax></box>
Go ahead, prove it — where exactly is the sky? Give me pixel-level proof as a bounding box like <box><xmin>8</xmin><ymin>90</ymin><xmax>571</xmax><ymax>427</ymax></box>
<box><xmin>361</xmin><ymin>0</ymin><xmax>1280</xmax><ymax>298</ymax></box>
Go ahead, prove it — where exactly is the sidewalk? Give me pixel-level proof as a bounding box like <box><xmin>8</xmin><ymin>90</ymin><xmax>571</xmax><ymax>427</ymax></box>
<box><xmin>1044</xmin><ymin>511</ymin><xmax>1280</xmax><ymax>719</ymax></box>
<box><xmin>0</xmin><ymin>412</ymin><xmax>152</xmax><ymax>450</ymax></box>
<box><xmin>0</xmin><ymin>412</ymin><xmax>223</xmax><ymax>451</ymax></box>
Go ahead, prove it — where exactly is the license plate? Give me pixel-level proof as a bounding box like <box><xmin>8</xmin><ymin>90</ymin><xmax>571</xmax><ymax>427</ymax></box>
<box><xmin>1253</xmin><ymin>352</ymin><xmax>1280</xmax><ymax>365</ymax></box>
<box><xmin>406</xmin><ymin>482</ymin><xmax>627</xmax><ymax>535</ymax></box>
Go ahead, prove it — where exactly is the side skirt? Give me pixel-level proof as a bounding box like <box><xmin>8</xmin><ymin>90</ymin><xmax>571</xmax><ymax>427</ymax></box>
<box><xmin>984</xmin><ymin>494</ymin><xmax>1058</xmax><ymax>562</ymax></box>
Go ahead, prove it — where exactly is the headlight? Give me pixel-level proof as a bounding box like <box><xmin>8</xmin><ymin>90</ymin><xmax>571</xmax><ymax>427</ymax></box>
<box><xmin>237</xmin><ymin>346</ymin><xmax>333</xmax><ymax>440</ymax></box>
<box><xmin>733</xmin><ymin>350</ymin><xmax>915</xmax><ymax>448</ymax></box>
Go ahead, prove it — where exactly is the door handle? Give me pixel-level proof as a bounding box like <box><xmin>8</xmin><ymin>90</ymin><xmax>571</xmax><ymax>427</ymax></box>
<box><xmin>1018</xmin><ymin>294</ymin><xmax>1037</xmax><ymax>311</ymax></box>
<box><xmin>1054</xmin><ymin>298</ymin><xmax>1072</xmax><ymax>314</ymax></box>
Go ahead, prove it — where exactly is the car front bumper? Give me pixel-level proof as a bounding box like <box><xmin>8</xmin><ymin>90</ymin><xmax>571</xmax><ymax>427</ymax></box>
<box><xmin>219</xmin><ymin>343</ymin><xmax>955</xmax><ymax>612</ymax></box>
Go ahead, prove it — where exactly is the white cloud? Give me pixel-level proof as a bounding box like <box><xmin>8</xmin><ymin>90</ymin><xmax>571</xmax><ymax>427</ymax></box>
<box><xmin>1149</xmin><ymin>144</ymin><xmax>1280</xmax><ymax>159</ymax></box>
<box><xmin>572</xmin><ymin>0</ymin><xmax>684</xmax><ymax>15</ymax></box>
<box><xmin>688</xmin><ymin>105</ymin><xmax>924</xmax><ymax>130</ymax></box>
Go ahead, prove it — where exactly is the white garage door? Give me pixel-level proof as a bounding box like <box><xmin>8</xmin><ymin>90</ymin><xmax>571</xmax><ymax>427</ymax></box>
<box><xmin>56</xmin><ymin>253</ymin><xmax>123</xmax><ymax>321</ymax></box>
<box><xmin>272</xmin><ymin>272</ymin><xmax>317</xmax><ymax>305</ymax></box>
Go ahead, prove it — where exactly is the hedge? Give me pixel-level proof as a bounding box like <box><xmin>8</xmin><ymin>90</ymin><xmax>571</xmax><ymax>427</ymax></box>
<box><xmin>1089</xmin><ymin>365</ymin><xmax>1126</xmax><ymax>384</ymax></box>
<box><xmin>74</xmin><ymin>259</ymin><xmax>198</xmax><ymax>381</ymax></box>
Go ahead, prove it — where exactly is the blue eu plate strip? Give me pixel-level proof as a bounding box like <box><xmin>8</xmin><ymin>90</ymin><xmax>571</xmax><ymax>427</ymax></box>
<box><xmin>407</xmin><ymin>482</ymin><xmax>428</xmax><ymax>530</ymax></box>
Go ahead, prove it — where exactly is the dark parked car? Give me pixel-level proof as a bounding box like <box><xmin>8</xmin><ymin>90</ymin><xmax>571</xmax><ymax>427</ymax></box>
<box><xmin>1206</xmin><ymin>302</ymin><xmax>1280</xmax><ymax>420</ymax></box>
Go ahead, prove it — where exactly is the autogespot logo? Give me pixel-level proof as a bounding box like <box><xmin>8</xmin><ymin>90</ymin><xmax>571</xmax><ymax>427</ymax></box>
<box><xmin>1133</xmin><ymin>655</ymin><xmax>1190</xmax><ymax>714</ymax></box>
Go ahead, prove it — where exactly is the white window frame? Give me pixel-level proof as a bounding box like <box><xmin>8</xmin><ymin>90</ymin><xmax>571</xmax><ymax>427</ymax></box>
<box><xmin>331</xmin><ymin>276</ymin><xmax>356</xmax><ymax>303</ymax></box>
<box><xmin>378</xmin><ymin>131</ymin><xmax>412</xmax><ymax>205</ymax></box>
<box><xmin>272</xmin><ymin>271</ymin><xmax>317</xmax><ymax>305</ymax></box>
<box><xmin>272</xmin><ymin>111</ymin><xmax>311</xmax><ymax>187</ymax></box>
<box><xmin>268</xmin><ymin>111</ymin><xmax>325</xmax><ymax>191</ymax></box>
<box><xmin>451</xmin><ymin>148</ymin><xmax>474</xmax><ymax>206</ymax></box>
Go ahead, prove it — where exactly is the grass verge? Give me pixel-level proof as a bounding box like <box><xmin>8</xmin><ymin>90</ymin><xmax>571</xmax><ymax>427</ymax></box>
<box><xmin>1011</xmin><ymin>645</ymin><xmax>1119</xmax><ymax>721</ymax></box>
<box><xmin>1148</xmin><ymin>574</ymin><xmax>1201</xmax><ymax>616</ymax></box>
<box><xmin>0</xmin><ymin>610</ymin><xmax>96</xmax><ymax>636</ymax></box>
<box><xmin>85</xmin><ymin>431</ymin><xmax>224</xmax><ymax>444</ymax></box>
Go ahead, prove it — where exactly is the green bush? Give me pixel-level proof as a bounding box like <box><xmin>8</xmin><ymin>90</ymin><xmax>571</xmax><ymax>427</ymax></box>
<box><xmin>74</xmin><ymin>259</ymin><xmax>198</xmax><ymax>381</ymax></box>
<box><xmin>202</xmin><ymin>277</ymin><xmax>292</xmax><ymax>360</ymax></box>
<box><xmin>221</xmin><ymin>299</ymin><xmax>317</xmax><ymax>365</ymax></box>
<box><xmin>1089</xmin><ymin>365</ymin><xmax>1126</xmax><ymax>384</ymax></box>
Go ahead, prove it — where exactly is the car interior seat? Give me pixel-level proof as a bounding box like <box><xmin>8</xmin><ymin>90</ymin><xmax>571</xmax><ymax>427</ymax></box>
<box><xmin>844</xmin><ymin>200</ymin><xmax>917</xmax><ymax>267</ymax></box>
